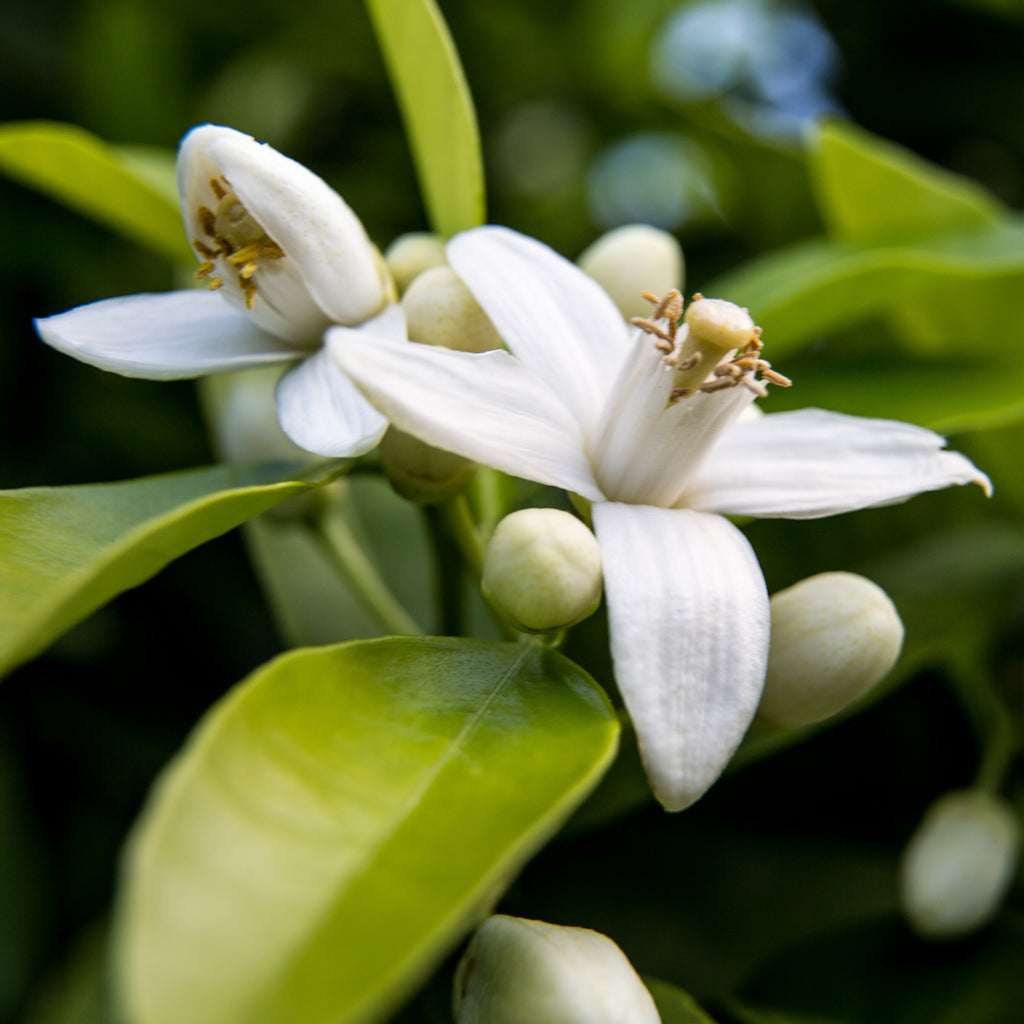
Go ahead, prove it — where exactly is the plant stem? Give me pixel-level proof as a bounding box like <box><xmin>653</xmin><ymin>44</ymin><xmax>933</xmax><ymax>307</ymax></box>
<box><xmin>313</xmin><ymin>511</ymin><xmax>424</xmax><ymax>637</ymax></box>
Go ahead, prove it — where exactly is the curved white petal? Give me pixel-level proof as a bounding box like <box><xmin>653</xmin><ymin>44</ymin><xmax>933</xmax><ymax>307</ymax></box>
<box><xmin>328</xmin><ymin>326</ymin><xmax>604</xmax><ymax>499</ymax></box>
<box><xmin>35</xmin><ymin>291</ymin><xmax>296</xmax><ymax>379</ymax></box>
<box><xmin>179</xmin><ymin>125</ymin><xmax>387</xmax><ymax>327</ymax></box>
<box><xmin>276</xmin><ymin>347</ymin><xmax>387</xmax><ymax>457</ymax></box>
<box><xmin>682</xmin><ymin>408</ymin><xmax>992</xmax><ymax>519</ymax></box>
<box><xmin>593</xmin><ymin>503</ymin><xmax>769</xmax><ymax>812</ymax></box>
<box><xmin>448</xmin><ymin>226</ymin><xmax>631</xmax><ymax>432</ymax></box>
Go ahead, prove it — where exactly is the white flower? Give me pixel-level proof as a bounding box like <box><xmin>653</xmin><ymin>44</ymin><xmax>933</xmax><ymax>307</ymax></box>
<box><xmin>35</xmin><ymin>124</ymin><xmax>399</xmax><ymax>457</ymax></box>
<box><xmin>329</xmin><ymin>225</ymin><xmax>991</xmax><ymax>812</ymax></box>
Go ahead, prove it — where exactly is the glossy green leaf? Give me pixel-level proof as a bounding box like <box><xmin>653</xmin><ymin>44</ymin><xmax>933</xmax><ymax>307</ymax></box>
<box><xmin>114</xmin><ymin>637</ymin><xmax>619</xmax><ymax>1024</ymax></box>
<box><xmin>0</xmin><ymin>461</ymin><xmax>341</xmax><ymax>679</ymax></box>
<box><xmin>810</xmin><ymin>119</ymin><xmax>1001</xmax><ymax>245</ymax></box>
<box><xmin>363</xmin><ymin>0</ymin><xmax>485</xmax><ymax>237</ymax></box>
<box><xmin>710</xmin><ymin>219</ymin><xmax>1024</xmax><ymax>359</ymax></box>
<box><xmin>0</xmin><ymin>121</ymin><xmax>188</xmax><ymax>263</ymax></box>
<box><xmin>645</xmin><ymin>977</ymin><xmax>719</xmax><ymax>1024</ymax></box>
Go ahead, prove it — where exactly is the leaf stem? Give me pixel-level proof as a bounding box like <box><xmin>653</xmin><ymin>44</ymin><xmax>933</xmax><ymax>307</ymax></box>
<box><xmin>313</xmin><ymin>511</ymin><xmax>425</xmax><ymax>637</ymax></box>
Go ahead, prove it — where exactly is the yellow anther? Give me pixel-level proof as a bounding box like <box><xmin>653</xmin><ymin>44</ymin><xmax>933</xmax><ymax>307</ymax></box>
<box><xmin>208</xmin><ymin>276</ymin><xmax>224</xmax><ymax>291</ymax></box>
<box><xmin>195</xmin><ymin>261</ymin><xmax>215</xmax><ymax>280</ymax></box>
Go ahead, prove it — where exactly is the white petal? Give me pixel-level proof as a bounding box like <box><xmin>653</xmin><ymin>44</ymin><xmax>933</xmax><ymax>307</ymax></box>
<box><xmin>179</xmin><ymin>125</ymin><xmax>387</xmax><ymax>327</ymax></box>
<box><xmin>328</xmin><ymin>326</ymin><xmax>604</xmax><ymax>499</ymax></box>
<box><xmin>275</xmin><ymin>347</ymin><xmax>387</xmax><ymax>457</ymax></box>
<box><xmin>35</xmin><ymin>291</ymin><xmax>296</xmax><ymax>379</ymax></box>
<box><xmin>682</xmin><ymin>408</ymin><xmax>992</xmax><ymax>519</ymax></box>
<box><xmin>591</xmin><ymin>326</ymin><xmax>755</xmax><ymax>505</ymax></box>
<box><xmin>448</xmin><ymin>226</ymin><xmax>631</xmax><ymax>432</ymax></box>
<box><xmin>592</xmin><ymin>503</ymin><xmax>769</xmax><ymax>812</ymax></box>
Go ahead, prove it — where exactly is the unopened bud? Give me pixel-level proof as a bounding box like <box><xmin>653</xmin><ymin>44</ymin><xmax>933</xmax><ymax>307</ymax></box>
<box><xmin>901</xmin><ymin>789</ymin><xmax>1021</xmax><ymax>939</ymax></box>
<box><xmin>379</xmin><ymin>427</ymin><xmax>476</xmax><ymax>505</ymax></box>
<box><xmin>384</xmin><ymin>232</ymin><xmax>448</xmax><ymax>294</ymax></box>
<box><xmin>402</xmin><ymin>265</ymin><xmax>503</xmax><ymax>353</ymax></box>
<box><xmin>578</xmin><ymin>225</ymin><xmax>684</xmax><ymax>322</ymax></box>
<box><xmin>482</xmin><ymin>509</ymin><xmax>603</xmax><ymax>633</ymax></box>
<box><xmin>454</xmin><ymin>915</ymin><xmax>660</xmax><ymax>1024</ymax></box>
<box><xmin>684</xmin><ymin>296</ymin><xmax>756</xmax><ymax>352</ymax></box>
<box><xmin>758</xmin><ymin>572</ymin><xmax>903</xmax><ymax>729</ymax></box>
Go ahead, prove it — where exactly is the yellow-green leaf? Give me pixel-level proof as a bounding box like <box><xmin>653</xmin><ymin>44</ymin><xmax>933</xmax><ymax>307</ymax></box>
<box><xmin>115</xmin><ymin>637</ymin><xmax>619</xmax><ymax>1024</ymax></box>
<box><xmin>363</xmin><ymin>0</ymin><xmax>485</xmax><ymax>237</ymax></box>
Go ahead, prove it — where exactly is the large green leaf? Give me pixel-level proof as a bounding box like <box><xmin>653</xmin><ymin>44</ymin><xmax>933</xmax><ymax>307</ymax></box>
<box><xmin>809</xmin><ymin>120</ymin><xmax>1001</xmax><ymax>245</ymax></box>
<box><xmin>114</xmin><ymin>637</ymin><xmax>619</xmax><ymax>1024</ymax></box>
<box><xmin>710</xmin><ymin>219</ymin><xmax>1024</xmax><ymax>359</ymax></box>
<box><xmin>0</xmin><ymin>121</ymin><xmax>188</xmax><ymax>263</ymax></box>
<box><xmin>0</xmin><ymin>461</ymin><xmax>341</xmax><ymax>679</ymax></box>
<box><xmin>363</xmin><ymin>0</ymin><xmax>485</xmax><ymax>237</ymax></box>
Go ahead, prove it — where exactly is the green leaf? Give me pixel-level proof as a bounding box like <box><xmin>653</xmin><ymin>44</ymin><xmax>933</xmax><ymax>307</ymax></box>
<box><xmin>763</xmin><ymin>353</ymin><xmax>1024</xmax><ymax>434</ymax></box>
<box><xmin>21</xmin><ymin>924</ymin><xmax>110</xmax><ymax>1024</ymax></box>
<box><xmin>809</xmin><ymin>119</ymin><xmax>1002</xmax><ymax>245</ymax></box>
<box><xmin>0</xmin><ymin>461</ymin><xmax>342</xmax><ymax>679</ymax></box>
<box><xmin>0</xmin><ymin>121</ymin><xmax>188</xmax><ymax>263</ymax></box>
<box><xmin>645</xmin><ymin>977</ymin><xmax>719</xmax><ymax>1023</ymax></box>
<box><xmin>710</xmin><ymin>219</ymin><xmax>1024</xmax><ymax>360</ymax></box>
<box><xmin>363</xmin><ymin>0</ymin><xmax>485</xmax><ymax>237</ymax></box>
<box><xmin>114</xmin><ymin>637</ymin><xmax>619</xmax><ymax>1024</ymax></box>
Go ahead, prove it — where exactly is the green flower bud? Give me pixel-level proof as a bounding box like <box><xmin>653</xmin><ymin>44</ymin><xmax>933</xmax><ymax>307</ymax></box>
<box><xmin>482</xmin><ymin>509</ymin><xmax>603</xmax><ymax>633</ymax></box>
<box><xmin>577</xmin><ymin>224</ymin><xmax>684</xmax><ymax>322</ymax></box>
<box><xmin>379</xmin><ymin>426</ymin><xmax>476</xmax><ymax>505</ymax></box>
<box><xmin>758</xmin><ymin>572</ymin><xmax>903</xmax><ymax>729</ymax></box>
<box><xmin>402</xmin><ymin>265</ymin><xmax>504</xmax><ymax>353</ymax></box>
<box><xmin>454</xmin><ymin>915</ymin><xmax>661</xmax><ymax>1024</ymax></box>
<box><xmin>901</xmin><ymin>789</ymin><xmax>1021</xmax><ymax>939</ymax></box>
<box><xmin>383</xmin><ymin>231</ymin><xmax>448</xmax><ymax>294</ymax></box>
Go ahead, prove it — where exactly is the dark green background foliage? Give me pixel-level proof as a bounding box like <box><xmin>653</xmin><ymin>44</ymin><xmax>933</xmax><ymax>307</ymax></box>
<box><xmin>1</xmin><ymin>1</ymin><xmax>1024</xmax><ymax>1022</ymax></box>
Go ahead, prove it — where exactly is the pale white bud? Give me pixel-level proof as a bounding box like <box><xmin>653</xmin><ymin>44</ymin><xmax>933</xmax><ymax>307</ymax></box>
<box><xmin>401</xmin><ymin>265</ymin><xmax>504</xmax><ymax>353</ymax></box>
<box><xmin>205</xmin><ymin>367</ymin><xmax>316</xmax><ymax>467</ymax></box>
<box><xmin>383</xmin><ymin>231</ymin><xmax>448</xmax><ymax>294</ymax></box>
<box><xmin>901</xmin><ymin>789</ymin><xmax>1021</xmax><ymax>939</ymax></box>
<box><xmin>482</xmin><ymin>509</ymin><xmax>603</xmax><ymax>633</ymax></box>
<box><xmin>577</xmin><ymin>225</ymin><xmax>684</xmax><ymax>322</ymax></box>
<box><xmin>379</xmin><ymin>427</ymin><xmax>476</xmax><ymax>505</ymax></box>
<box><xmin>758</xmin><ymin>572</ymin><xmax>904</xmax><ymax>729</ymax></box>
<box><xmin>454</xmin><ymin>915</ymin><xmax>661</xmax><ymax>1024</ymax></box>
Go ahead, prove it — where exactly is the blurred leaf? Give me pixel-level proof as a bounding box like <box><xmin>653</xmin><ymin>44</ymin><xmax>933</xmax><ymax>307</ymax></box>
<box><xmin>0</xmin><ymin>122</ymin><xmax>188</xmax><ymax>263</ymax></box>
<box><xmin>645</xmin><ymin>977</ymin><xmax>719</xmax><ymax>1023</ymax></box>
<box><xmin>0</xmin><ymin>461</ymin><xmax>342</xmax><ymax>679</ymax></box>
<box><xmin>363</xmin><ymin>0</ymin><xmax>485</xmax><ymax>236</ymax></box>
<box><xmin>743</xmin><ymin>917</ymin><xmax>1024</xmax><ymax>1024</ymax></box>
<box><xmin>810</xmin><ymin>119</ymin><xmax>1002</xmax><ymax>245</ymax></box>
<box><xmin>245</xmin><ymin>475</ymin><xmax>437</xmax><ymax>647</ymax></box>
<box><xmin>711</xmin><ymin>219</ymin><xmax>1024</xmax><ymax>359</ymax></box>
<box><xmin>21</xmin><ymin>924</ymin><xmax>109</xmax><ymax>1024</ymax></box>
<box><xmin>114</xmin><ymin>637</ymin><xmax>619</xmax><ymax>1024</ymax></box>
<box><xmin>764</xmin><ymin>354</ymin><xmax>1024</xmax><ymax>434</ymax></box>
<box><xmin>724</xmin><ymin>1001</ymin><xmax>849</xmax><ymax>1024</ymax></box>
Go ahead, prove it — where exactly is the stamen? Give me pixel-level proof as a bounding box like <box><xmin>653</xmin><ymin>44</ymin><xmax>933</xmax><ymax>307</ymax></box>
<box><xmin>198</xmin><ymin>206</ymin><xmax>216</xmax><ymax>237</ymax></box>
<box><xmin>238</xmin><ymin>261</ymin><xmax>259</xmax><ymax>281</ymax></box>
<box><xmin>194</xmin><ymin>261</ymin><xmax>215</xmax><ymax>280</ymax></box>
<box><xmin>208</xmin><ymin>276</ymin><xmax>224</xmax><ymax>290</ymax></box>
<box><xmin>193</xmin><ymin>239</ymin><xmax>218</xmax><ymax>259</ymax></box>
<box><xmin>631</xmin><ymin>317</ymin><xmax>676</xmax><ymax>346</ymax></box>
<box><xmin>209</xmin><ymin>177</ymin><xmax>228</xmax><ymax>200</ymax></box>
<box><xmin>762</xmin><ymin>368</ymin><xmax>792</xmax><ymax>387</ymax></box>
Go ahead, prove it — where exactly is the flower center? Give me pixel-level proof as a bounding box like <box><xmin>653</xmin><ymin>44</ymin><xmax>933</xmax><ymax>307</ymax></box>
<box><xmin>192</xmin><ymin>177</ymin><xmax>284</xmax><ymax>310</ymax></box>
<box><xmin>632</xmin><ymin>291</ymin><xmax>791</xmax><ymax>402</ymax></box>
